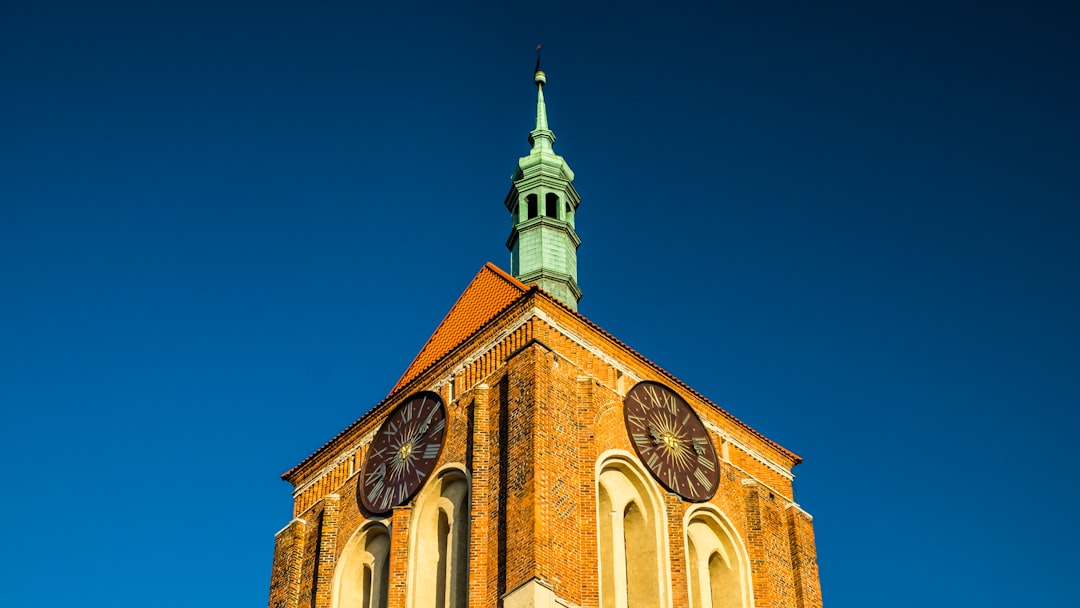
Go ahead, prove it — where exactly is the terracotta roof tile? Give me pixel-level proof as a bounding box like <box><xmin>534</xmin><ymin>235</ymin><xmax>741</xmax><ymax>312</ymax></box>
<box><xmin>391</xmin><ymin>263</ymin><xmax>528</xmax><ymax>392</ymax></box>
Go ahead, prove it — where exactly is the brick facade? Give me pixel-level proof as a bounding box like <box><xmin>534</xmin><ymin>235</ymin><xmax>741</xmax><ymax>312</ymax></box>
<box><xmin>268</xmin><ymin>271</ymin><xmax>823</xmax><ymax>608</ymax></box>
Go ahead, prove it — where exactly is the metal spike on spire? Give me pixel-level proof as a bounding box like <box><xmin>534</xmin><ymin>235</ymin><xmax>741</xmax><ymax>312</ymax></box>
<box><xmin>532</xmin><ymin>45</ymin><xmax>550</xmax><ymax>138</ymax></box>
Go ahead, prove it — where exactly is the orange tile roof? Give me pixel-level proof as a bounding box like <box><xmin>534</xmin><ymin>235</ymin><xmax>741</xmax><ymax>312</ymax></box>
<box><xmin>392</xmin><ymin>262</ymin><xmax>527</xmax><ymax>392</ymax></box>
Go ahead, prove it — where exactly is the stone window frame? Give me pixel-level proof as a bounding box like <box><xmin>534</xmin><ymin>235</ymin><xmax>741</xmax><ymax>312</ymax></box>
<box><xmin>406</xmin><ymin>464</ymin><xmax>471</xmax><ymax>608</ymax></box>
<box><xmin>682</xmin><ymin>505</ymin><xmax>754</xmax><ymax>608</ymax></box>
<box><xmin>595</xmin><ymin>449</ymin><xmax>673</xmax><ymax>608</ymax></box>
<box><xmin>332</xmin><ymin>520</ymin><xmax>392</xmax><ymax>608</ymax></box>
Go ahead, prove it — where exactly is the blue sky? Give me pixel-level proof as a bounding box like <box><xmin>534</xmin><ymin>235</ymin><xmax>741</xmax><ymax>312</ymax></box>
<box><xmin>2</xmin><ymin>1</ymin><xmax>1077</xmax><ymax>606</ymax></box>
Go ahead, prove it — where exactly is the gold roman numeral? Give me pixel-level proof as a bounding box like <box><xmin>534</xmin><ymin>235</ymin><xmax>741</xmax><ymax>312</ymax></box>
<box><xmin>698</xmin><ymin>453</ymin><xmax>715</xmax><ymax>471</ymax></box>
<box><xmin>695</xmin><ymin>468</ymin><xmax>711</xmax><ymax>488</ymax></box>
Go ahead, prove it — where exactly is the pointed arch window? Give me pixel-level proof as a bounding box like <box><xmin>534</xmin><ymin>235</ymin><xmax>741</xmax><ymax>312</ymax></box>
<box><xmin>333</xmin><ymin>522</ymin><xmax>391</xmax><ymax>608</ymax></box>
<box><xmin>597</xmin><ymin>453</ymin><xmax>669</xmax><ymax>608</ymax></box>
<box><xmin>684</xmin><ymin>508</ymin><xmax>751</xmax><ymax>608</ymax></box>
<box><xmin>408</xmin><ymin>467</ymin><xmax>470</xmax><ymax>608</ymax></box>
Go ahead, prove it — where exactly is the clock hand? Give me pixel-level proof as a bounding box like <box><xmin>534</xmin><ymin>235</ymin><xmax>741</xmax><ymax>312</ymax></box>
<box><xmin>368</xmin><ymin>462</ymin><xmax>386</xmax><ymax>482</ymax></box>
<box><xmin>417</xmin><ymin>406</ymin><xmax>438</xmax><ymax>437</ymax></box>
<box><xmin>649</xmin><ymin>424</ymin><xmax>663</xmax><ymax>445</ymax></box>
<box><xmin>692</xmin><ymin>438</ymin><xmax>706</xmax><ymax>456</ymax></box>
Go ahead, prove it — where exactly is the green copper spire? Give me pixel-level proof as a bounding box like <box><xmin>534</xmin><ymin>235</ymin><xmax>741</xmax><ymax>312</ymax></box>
<box><xmin>504</xmin><ymin>58</ymin><xmax>583</xmax><ymax>310</ymax></box>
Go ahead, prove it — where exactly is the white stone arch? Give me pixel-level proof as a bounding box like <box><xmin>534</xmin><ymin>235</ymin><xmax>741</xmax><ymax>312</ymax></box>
<box><xmin>682</xmin><ymin>505</ymin><xmax>754</xmax><ymax>608</ymax></box>
<box><xmin>595</xmin><ymin>449</ymin><xmax>672</xmax><ymax>608</ymax></box>
<box><xmin>333</xmin><ymin>519</ymin><xmax>392</xmax><ymax>608</ymax></box>
<box><xmin>406</xmin><ymin>464</ymin><xmax>470</xmax><ymax>608</ymax></box>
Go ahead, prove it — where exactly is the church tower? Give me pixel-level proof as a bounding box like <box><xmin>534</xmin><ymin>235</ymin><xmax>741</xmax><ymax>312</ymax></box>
<box><xmin>267</xmin><ymin>63</ymin><xmax>823</xmax><ymax>608</ymax></box>
<box><xmin>504</xmin><ymin>61</ymin><xmax>582</xmax><ymax>310</ymax></box>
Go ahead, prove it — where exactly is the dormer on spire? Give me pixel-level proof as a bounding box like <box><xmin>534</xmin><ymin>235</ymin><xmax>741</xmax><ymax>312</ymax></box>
<box><xmin>504</xmin><ymin>57</ymin><xmax>583</xmax><ymax>310</ymax></box>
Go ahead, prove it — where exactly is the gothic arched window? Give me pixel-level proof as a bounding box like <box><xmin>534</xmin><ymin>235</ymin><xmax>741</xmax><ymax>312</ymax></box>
<box><xmin>408</xmin><ymin>467</ymin><xmax>470</xmax><ymax>608</ymax></box>
<box><xmin>597</xmin><ymin>453</ymin><xmax>669</xmax><ymax>608</ymax></box>
<box><xmin>684</xmin><ymin>507</ymin><xmax>751</xmax><ymax>608</ymax></box>
<box><xmin>333</xmin><ymin>522</ymin><xmax>391</xmax><ymax>608</ymax></box>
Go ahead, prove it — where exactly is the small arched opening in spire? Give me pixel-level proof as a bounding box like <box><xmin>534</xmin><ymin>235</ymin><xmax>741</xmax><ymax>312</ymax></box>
<box><xmin>545</xmin><ymin>193</ymin><xmax>559</xmax><ymax>219</ymax></box>
<box><xmin>526</xmin><ymin>194</ymin><xmax>538</xmax><ymax>220</ymax></box>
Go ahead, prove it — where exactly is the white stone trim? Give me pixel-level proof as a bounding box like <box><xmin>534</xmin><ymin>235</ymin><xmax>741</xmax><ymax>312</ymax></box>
<box><xmin>274</xmin><ymin>518</ymin><xmax>306</xmax><ymax>537</ymax></box>
<box><xmin>292</xmin><ymin>445</ymin><xmax>359</xmax><ymax>499</ymax></box>
<box><xmin>531</xmin><ymin>308</ymin><xmax>640</xmax><ymax>383</ymax></box>
<box><xmin>444</xmin><ymin>307</ymin><xmax>537</xmax><ymax>379</ymax></box>
<box><xmin>699</xmin><ymin>419</ymin><xmax>794</xmax><ymax>482</ymax></box>
<box><xmin>785</xmin><ymin>502</ymin><xmax>813</xmax><ymax>521</ymax></box>
<box><xmin>740</xmin><ymin>477</ymin><xmax>796</xmax><ymax>505</ymax></box>
<box><xmin>502</xmin><ymin>578</ymin><xmax>580</xmax><ymax>608</ymax></box>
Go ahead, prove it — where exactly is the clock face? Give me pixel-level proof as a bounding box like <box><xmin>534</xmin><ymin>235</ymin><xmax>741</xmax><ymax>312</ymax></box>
<box><xmin>359</xmin><ymin>391</ymin><xmax>447</xmax><ymax>514</ymax></box>
<box><xmin>623</xmin><ymin>381</ymin><xmax>720</xmax><ymax>502</ymax></box>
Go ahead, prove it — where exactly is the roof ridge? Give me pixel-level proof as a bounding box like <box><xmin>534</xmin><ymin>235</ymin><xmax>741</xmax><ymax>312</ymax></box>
<box><xmin>483</xmin><ymin>261</ymin><xmax>529</xmax><ymax>290</ymax></box>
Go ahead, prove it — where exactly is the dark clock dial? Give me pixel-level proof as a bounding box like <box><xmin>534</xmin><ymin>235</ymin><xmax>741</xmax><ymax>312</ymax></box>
<box><xmin>359</xmin><ymin>391</ymin><xmax>447</xmax><ymax>514</ymax></box>
<box><xmin>623</xmin><ymin>381</ymin><xmax>720</xmax><ymax>502</ymax></box>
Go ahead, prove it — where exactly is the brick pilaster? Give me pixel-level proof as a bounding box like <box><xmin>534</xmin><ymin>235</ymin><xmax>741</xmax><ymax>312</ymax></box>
<box><xmin>314</xmin><ymin>495</ymin><xmax>340</xmax><ymax>608</ymax></box>
<box><xmin>576</xmin><ymin>375</ymin><xmax>599</xmax><ymax>608</ymax></box>
<box><xmin>503</xmin><ymin>342</ymin><xmax>541</xmax><ymax>594</ymax></box>
<box><xmin>743</xmin><ymin>480</ymin><xmax>769</xmax><ymax>607</ymax></box>
<box><xmin>469</xmin><ymin>384</ymin><xmax>493</xmax><ymax>607</ymax></box>
<box><xmin>268</xmin><ymin>518</ymin><xmax>306</xmax><ymax>608</ymax></box>
<box><xmin>386</xmin><ymin>504</ymin><xmax>412</xmax><ymax>608</ymax></box>
<box><xmin>786</xmin><ymin>505</ymin><xmax>823</xmax><ymax>608</ymax></box>
<box><xmin>744</xmin><ymin>480</ymin><xmax>799</xmax><ymax>607</ymax></box>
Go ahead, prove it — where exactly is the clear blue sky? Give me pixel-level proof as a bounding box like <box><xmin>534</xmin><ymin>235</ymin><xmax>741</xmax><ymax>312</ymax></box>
<box><xmin>2</xmin><ymin>1</ymin><xmax>1077</xmax><ymax>606</ymax></box>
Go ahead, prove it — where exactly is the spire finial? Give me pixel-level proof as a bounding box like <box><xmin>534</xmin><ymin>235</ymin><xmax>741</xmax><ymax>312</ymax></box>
<box><xmin>531</xmin><ymin>45</ymin><xmax>550</xmax><ymax>140</ymax></box>
<box><xmin>534</xmin><ymin>44</ymin><xmax>546</xmax><ymax>86</ymax></box>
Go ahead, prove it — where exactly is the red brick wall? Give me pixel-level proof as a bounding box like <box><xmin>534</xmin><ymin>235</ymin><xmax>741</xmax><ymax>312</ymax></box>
<box><xmin>267</xmin><ymin>293</ymin><xmax>822</xmax><ymax>608</ymax></box>
<box><xmin>268</xmin><ymin>518</ymin><xmax>306</xmax><ymax>608</ymax></box>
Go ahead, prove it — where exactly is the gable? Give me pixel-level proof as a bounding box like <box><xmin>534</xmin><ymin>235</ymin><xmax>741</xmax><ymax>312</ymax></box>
<box><xmin>391</xmin><ymin>263</ymin><xmax>528</xmax><ymax>393</ymax></box>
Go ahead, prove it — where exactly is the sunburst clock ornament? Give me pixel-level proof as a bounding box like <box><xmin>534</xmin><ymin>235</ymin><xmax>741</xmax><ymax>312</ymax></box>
<box><xmin>359</xmin><ymin>391</ymin><xmax>447</xmax><ymax>514</ymax></box>
<box><xmin>623</xmin><ymin>381</ymin><xmax>720</xmax><ymax>501</ymax></box>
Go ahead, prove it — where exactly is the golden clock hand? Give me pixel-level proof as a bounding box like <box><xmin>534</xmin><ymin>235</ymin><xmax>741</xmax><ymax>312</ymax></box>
<box><xmin>648</xmin><ymin>424</ymin><xmax>663</xmax><ymax>445</ymax></box>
